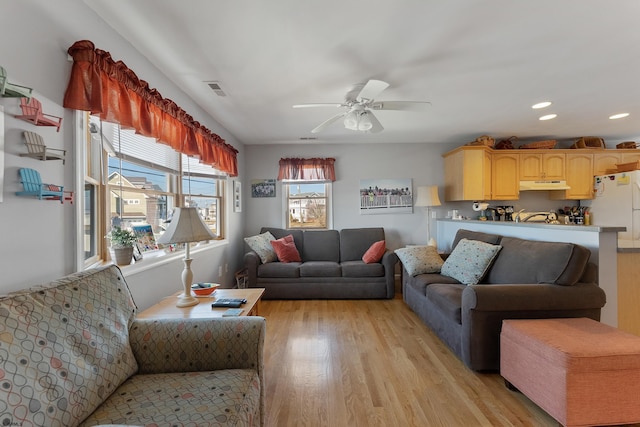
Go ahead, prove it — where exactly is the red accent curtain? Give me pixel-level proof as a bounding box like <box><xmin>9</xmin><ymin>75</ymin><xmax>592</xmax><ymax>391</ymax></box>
<box><xmin>63</xmin><ymin>40</ymin><xmax>238</xmax><ymax>176</ymax></box>
<box><xmin>277</xmin><ymin>158</ymin><xmax>336</xmax><ymax>181</ymax></box>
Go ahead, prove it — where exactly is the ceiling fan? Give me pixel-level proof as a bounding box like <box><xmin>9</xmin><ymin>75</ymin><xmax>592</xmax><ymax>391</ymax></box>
<box><xmin>293</xmin><ymin>79</ymin><xmax>430</xmax><ymax>134</ymax></box>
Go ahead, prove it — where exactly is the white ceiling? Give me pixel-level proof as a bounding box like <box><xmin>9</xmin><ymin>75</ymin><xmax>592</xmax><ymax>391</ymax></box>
<box><xmin>85</xmin><ymin>0</ymin><xmax>640</xmax><ymax>147</ymax></box>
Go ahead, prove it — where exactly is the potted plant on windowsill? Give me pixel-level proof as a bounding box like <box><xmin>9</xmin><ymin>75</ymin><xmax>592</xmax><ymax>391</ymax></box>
<box><xmin>108</xmin><ymin>226</ymin><xmax>137</xmax><ymax>266</ymax></box>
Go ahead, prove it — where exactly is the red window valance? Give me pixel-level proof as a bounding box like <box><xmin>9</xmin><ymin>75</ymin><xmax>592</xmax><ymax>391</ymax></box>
<box><xmin>63</xmin><ymin>40</ymin><xmax>238</xmax><ymax>176</ymax></box>
<box><xmin>277</xmin><ymin>158</ymin><xmax>336</xmax><ymax>181</ymax></box>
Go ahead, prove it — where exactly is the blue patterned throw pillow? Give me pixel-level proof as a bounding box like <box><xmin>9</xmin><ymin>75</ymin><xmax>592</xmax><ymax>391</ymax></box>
<box><xmin>441</xmin><ymin>238</ymin><xmax>502</xmax><ymax>285</ymax></box>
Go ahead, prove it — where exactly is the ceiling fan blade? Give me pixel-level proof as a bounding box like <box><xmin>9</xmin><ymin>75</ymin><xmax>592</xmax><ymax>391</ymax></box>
<box><xmin>293</xmin><ymin>103</ymin><xmax>343</xmax><ymax>108</ymax></box>
<box><xmin>356</xmin><ymin>79</ymin><xmax>389</xmax><ymax>102</ymax></box>
<box><xmin>366</xmin><ymin>111</ymin><xmax>384</xmax><ymax>133</ymax></box>
<box><xmin>311</xmin><ymin>112</ymin><xmax>347</xmax><ymax>133</ymax></box>
<box><xmin>371</xmin><ymin>101</ymin><xmax>432</xmax><ymax>111</ymax></box>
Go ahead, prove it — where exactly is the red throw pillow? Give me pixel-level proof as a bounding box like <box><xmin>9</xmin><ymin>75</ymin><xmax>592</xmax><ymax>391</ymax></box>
<box><xmin>271</xmin><ymin>235</ymin><xmax>301</xmax><ymax>263</ymax></box>
<box><xmin>362</xmin><ymin>240</ymin><xmax>386</xmax><ymax>264</ymax></box>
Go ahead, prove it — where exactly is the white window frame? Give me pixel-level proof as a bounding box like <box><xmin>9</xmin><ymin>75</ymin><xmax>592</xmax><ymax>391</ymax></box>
<box><xmin>75</xmin><ymin>112</ymin><xmax>227</xmax><ymax>271</ymax></box>
<box><xmin>281</xmin><ymin>181</ymin><xmax>333</xmax><ymax>230</ymax></box>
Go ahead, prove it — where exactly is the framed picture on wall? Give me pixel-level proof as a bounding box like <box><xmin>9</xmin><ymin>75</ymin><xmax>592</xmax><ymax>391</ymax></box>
<box><xmin>359</xmin><ymin>178</ymin><xmax>413</xmax><ymax>215</ymax></box>
<box><xmin>233</xmin><ymin>180</ymin><xmax>242</xmax><ymax>212</ymax></box>
<box><xmin>251</xmin><ymin>179</ymin><xmax>276</xmax><ymax>198</ymax></box>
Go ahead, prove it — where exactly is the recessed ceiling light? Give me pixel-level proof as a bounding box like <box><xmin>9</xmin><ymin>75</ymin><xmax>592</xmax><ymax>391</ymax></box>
<box><xmin>539</xmin><ymin>114</ymin><xmax>557</xmax><ymax>121</ymax></box>
<box><xmin>609</xmin><ymin>113</ymin><xmax>630</xmax><ymax>120</ymax></box>
<box><xmin>532</xmin><ymin>101</ymin><xmax>552</xmax><ymax>109</ymax></box>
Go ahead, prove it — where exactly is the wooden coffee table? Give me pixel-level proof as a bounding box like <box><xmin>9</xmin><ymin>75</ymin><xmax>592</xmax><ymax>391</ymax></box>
<box><xmin>137</xmin><ymin>288</ymin><xmax>266</xmax><ymax>319</ymax></box>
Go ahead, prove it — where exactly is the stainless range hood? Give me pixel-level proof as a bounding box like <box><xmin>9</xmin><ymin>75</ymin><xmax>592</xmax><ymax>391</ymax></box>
<box><xmin>519</xmin><ymin>180</ymin><xmax>571</xmax><ymax>191</ymax></box>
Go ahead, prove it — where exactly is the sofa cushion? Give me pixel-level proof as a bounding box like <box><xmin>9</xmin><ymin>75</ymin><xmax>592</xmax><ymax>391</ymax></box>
<box><xmin>485</xmin><ymin>236</ymin><xmax>590</xmax><ymax>286</ymax></box>
<box><xmin>426</xmin><ymin>283</ymin><xmax>466</xmax><ymax>324</ymax></box>
<box><xmin>441</xmin><ymin>238</ymin><xmax>502</xmax><ymax>285</ymax></box>
<box><xmin>340</xmin><ymin>227</ymin><xmax>385</xmax><ymax>261</ymax></box>
<box><xmin>271</xmin><ymin>234</ymin><xmax>302</xmax><ymax>263</ymax></box>
<box><xmin>244</xmin><ymin>231</ymin><xmax>277</xmax><ymax>264</ymax></box>
<box><xmin>0</xmin><ymin>266</ymin><xmax>138</xmax><ymax>427</ymax></box>
<box><xmin>300</xmin><ymin>261</ymin><xmax>341</xmax><ymax>277</ymax></box>
<box><xmin>258</xmin><ymin>261</ymin><xmax>301</xmax><ymax>278</ymax></box>
<box><xmin>80</xmin><ymin>369</ymin><xmax>260</xmax><ymax>426</ymax></box>
<box><xmin>341</xmin><ymin>260</ymin><xmax>384</xmax><ymax>277</ymax></box>
<box><xmin>261</xmin><ymin>227</ymin><xmax>304</xmax><ymax>255</ymax></box>
<box><xmin>452</xmin><ymin>229</ymin><xmax>502</xmax><ymax>250</ymax></box>
<box><xmin>362</xmin><ymin>240</ymin><xmax>386</xmax><ymax>264</ymax></box>
<box><xmin>396</xmin><ymin>245</ymin><xmax>444</xmax><ymax>276</ymax></box>
<box><xmin>302</xmin><ymin>230</ymin><xmax>340</xmax><ymax>262</ymax></box>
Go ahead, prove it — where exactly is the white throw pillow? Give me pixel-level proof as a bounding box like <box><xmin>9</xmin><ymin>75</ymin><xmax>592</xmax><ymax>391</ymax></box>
<box><xmin>395</xmin><ymin>245</ymin><xmax>444</xmax><ymax>276</ymax></box>
<box><xmin>441</xmin><ymin>238</ymin><xmax>502</xmax><ymax>285</ymax></box>
<box><xmin>244</xmin><ymin>231</ymin><xmax>277</xmax><ymax>263</ymax></box>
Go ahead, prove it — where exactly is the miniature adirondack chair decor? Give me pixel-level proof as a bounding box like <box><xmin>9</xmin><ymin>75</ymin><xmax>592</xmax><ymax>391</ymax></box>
<box><xmin>19</xmin><ymin>131</ymin><xmax>66</xmax><ymax>164</ymax></box>
<box><xmin>15</xmin><ymin>168</ymin><xmax>65</xmax><ymax>203</ymax></box>
<box><xmin>15</xmin><ymin>97</ymin><xmax>63</xmax><ymax>132</ymax></box>
<box><xmin>0</xmin><ymin>66</ymin><xmax>33</xmax><ymax>100</ymax></box>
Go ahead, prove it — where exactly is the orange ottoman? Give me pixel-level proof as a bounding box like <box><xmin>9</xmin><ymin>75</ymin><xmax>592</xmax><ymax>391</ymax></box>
<box><xmin>500</xmin><ymin>318</ymin><xmax>640</xmax><ymax>427</ymax></box>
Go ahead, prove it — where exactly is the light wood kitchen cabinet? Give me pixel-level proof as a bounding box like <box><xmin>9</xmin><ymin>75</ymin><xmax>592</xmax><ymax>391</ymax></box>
<box><xmin>442</xmin><ymin>146</ymin><xmax>491</xmax><ymax>201</ymax></box>
<box><xmin>621</xmin><ymin>151</ymin><xmax>640</xmax><ymax>164</ymax></box>
<box><xmin>593</xmin><ymin>152</ymin><xmax>621</xmax><ymax>176</ymax></box>
<box><xmin>550</xmin><ymin>152</ymin><xmax>593</xmax><ymax>200</ymax></box>
<box><xmin>491</xmin><ymin>153</ymin><xmax>519</xmax><ymax>200</ymax></box>
<box><xmin>519</xmin><ymin>152</ymin><xmax>565</xmax><ymax>180</ymax></box>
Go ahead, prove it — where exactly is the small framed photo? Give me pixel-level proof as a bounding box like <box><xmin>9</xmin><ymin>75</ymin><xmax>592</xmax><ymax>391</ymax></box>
<box><xmin>233</xmin><ymin>180</ymin><xmax>242</xmax><ymax>212</ymax></box>
<box><xmin>133</xmin><ymin>244</ymin><xmax>143</xmax><ymax>262</ymax></box>
<box><xmin>251</xmin><ymin>179</ymin><xmax>276</xmax><ymax>198</ymax></box>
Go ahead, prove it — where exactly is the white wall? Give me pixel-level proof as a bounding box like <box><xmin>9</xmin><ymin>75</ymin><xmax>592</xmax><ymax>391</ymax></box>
<box><xmin>0</xmin><ymin>1</ymin><xmax>246</xmax><ymax>310</ymax></box>
<box><xmin>245</xmin><ymin>143</ymin><xmax>449</xmax><ymax>249</ymax></box>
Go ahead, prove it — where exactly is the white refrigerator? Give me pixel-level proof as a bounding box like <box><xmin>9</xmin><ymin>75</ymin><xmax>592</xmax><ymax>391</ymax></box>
<box><xmin>585</xmin><ymin>170</ymin><xmax>640</xmax><ymax>248</ymax></box>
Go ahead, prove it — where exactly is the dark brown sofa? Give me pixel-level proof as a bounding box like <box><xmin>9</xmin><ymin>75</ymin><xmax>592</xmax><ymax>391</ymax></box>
<box><xmin>402</xmin><ymin>229</ymin><xmax>607</xmax><ymax>371</ymax></box>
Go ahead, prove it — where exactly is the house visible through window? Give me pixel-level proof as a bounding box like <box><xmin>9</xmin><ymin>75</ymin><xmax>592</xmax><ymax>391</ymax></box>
<box><xmin>78</xmin><ymin>113</ymin><xmax>225</xmax><ymax>268</ymax></box>
<box><xmin>284</xmin><ymin>182</ymin><xmax>332</xmax><ymax>229</ymax></box>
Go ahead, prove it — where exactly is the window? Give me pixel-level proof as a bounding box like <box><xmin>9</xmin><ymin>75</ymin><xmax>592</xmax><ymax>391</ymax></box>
<box><xmin>284</xmin><ymin>182</ymin><xmax>332</xmax><ymax>229</ymax></box>
<box><xmin>77</xmin><ymin>114</ymin><xmax>226</xmax><ymax>268</ymax></box>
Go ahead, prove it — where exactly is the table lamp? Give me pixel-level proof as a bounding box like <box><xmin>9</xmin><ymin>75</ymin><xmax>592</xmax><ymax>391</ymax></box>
<box><xmin>157</xmin><ymin>207</ymin><xmax>217</xmax><ymax>307</ymax></box>
<box><xmin>414</xmin><ymin>185</ymin><xmax>441</xmax><ymax>247</ymax></box>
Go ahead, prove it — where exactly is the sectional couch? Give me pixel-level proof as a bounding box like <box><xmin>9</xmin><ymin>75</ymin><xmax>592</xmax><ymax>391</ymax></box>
<box><xmin>244</xmin><ymin>227</ymin><xmax>398</xmax><ymax>299</ymax></box>
<box><xmin>0</xmin><ymin>265</ymin><xmax>265</xmax><ymax>427</ymax></box>
<box><xmin>401</xmin><ymin>229</ymin><xmax>607</xmax><ymax>371</ymax></box>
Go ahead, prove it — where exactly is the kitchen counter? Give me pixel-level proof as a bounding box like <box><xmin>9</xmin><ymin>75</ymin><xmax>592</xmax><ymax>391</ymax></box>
<box><xmin>437</xmin><ymin>218</ymin><xmax>624</xmax><ymax>233</ymax></box>
<box><xmin>436</xmin><ymin>218</ymin><xmax>622</xmax><ymax>328</ymax></box>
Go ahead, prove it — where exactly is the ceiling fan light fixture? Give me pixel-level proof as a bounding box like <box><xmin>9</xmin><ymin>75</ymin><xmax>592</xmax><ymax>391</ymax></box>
<box><xmin>358</xmin><ymin>112</ymin><xmax>373</xmax><ymax>131</ymax></box>
<box><xmin>344</xmin><ymin>111</ymin><xmax>359</xmax><ymax>130</ymax></box>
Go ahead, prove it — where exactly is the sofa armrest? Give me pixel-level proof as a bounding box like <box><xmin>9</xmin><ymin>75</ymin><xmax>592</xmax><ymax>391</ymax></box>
<box><xmin>129</xmin><ymin>316</ymin><xmax>265</xmax><ymax>375</ymax></box>
<box><xmin>381</xmin><ymin>250</ymin><xmax>399</xmax><ymax>298</ymax></box>
<box><xmin>462</xmin><ymin>282</ymin><xmax>606</xmax><ymax>312</ymax></box>
<box><xmin>244</xmin><ymin>251</ymin><xmax>261</xmax><ymax>287</ymax></box>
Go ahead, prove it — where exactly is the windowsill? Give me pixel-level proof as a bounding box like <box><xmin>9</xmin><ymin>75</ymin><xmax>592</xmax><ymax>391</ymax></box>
<box><xmin>87</xmin><ymin>239</ymin><xmax>228</xmax><ymax>277</ymax></box>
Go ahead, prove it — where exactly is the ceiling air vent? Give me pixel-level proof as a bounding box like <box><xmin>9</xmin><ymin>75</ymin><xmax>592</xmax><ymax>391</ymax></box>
<box><xmin>205</xmin><ymin>81</ymin><xmax>226</xmax><ymax>97</ymax></box>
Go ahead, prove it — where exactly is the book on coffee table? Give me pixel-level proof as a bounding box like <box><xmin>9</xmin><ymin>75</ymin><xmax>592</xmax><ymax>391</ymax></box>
<box><xmin>222</xmin><ymin>308</ymin><xmax>244</xmax><ymax>317</ymax></box>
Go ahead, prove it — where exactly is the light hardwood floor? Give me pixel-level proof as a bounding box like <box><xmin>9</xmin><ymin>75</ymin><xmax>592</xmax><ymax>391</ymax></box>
<box><xmin>260</xmin><ymin>296</ymin><xmax>640</xmax><ymax>427</ymax></box>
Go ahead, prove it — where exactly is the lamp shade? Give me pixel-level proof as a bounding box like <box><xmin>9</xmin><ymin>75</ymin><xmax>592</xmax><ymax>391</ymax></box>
<box><xmin>414</xmin><ymin>186</ymin><xmax>441</xmax><ymax>207</ymax></box>
<box><xmin>157</xmin><ymin>207</ymin><xmax>216</xmax><ymax>244</ymax></box>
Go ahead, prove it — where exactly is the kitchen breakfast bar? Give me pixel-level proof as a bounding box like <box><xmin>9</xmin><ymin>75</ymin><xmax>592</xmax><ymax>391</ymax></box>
<box><xmin>436</xmin><ymin>219</ymin><xmax>626</xmax><ymax>330</ymax></box>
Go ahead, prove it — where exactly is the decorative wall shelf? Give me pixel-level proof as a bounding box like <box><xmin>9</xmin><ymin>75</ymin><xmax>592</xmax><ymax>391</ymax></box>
<box><xmin>0</xmin><ymin>66</ymin><xmax>33</xmax><ymax>100</ymax></box>
<box><xmin>19</xmin><ymin>131</ymin><xmax>66</xmax><ymax>164</ymax></box>
<box><xmin>16</xmin><ymin>168</ymin><xmax>67</xmax><ymax>204</ymax></box>
<box><xmin>15</xmin><ymin>97</ymin><xmax>62</xmax><ymax>132</ymax></box>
